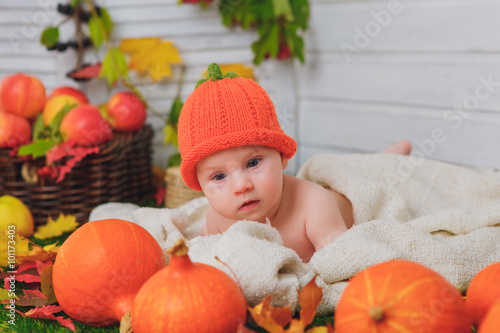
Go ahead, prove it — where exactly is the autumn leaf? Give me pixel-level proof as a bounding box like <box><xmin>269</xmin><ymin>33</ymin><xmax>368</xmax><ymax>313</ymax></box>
<box><xmin>299</xmin><ymin>277</ymin><xmax>323</xmax><ymax>327</ymax></box>
<box><xmin>40</xmin><ymin>265</ymin><xmax>57</xmax><ymax>305</ymax></box>
<box><xmin>34</xmin><ymin>214</ymin><xmax>78</xmax><ymax>239</ymax></box>
<box><xmin>119</xmin><ymin>37</ymin><xmax>183</xmax><ymax>82</ymax></box>
<box><xmin>25</xmin><ymin>305</ymin><xmax>76</xmax><ymax>332</ymax></box>
<box><xmin>0</xmin><ymin>232</ymin><xmax>55</xmax><ymax>266</ymax></box>
<box><xmin>66</xmin><ymin>63</ymin><xmax>102</xmax><ymax>80</ymax></box>
<box><xmin>306</xmin><ymin>322</ymin><xmax>335</xmax><ymax>333</ymax></box>
<box><xmin>203</xmin><ymin>63</ymin><xmax>255</xmax><ymax>80</ymax></box>
<box><xmin>248</xmin><ymin>296</ymin><xmax>292</xmax><ymax>333</ymax></box>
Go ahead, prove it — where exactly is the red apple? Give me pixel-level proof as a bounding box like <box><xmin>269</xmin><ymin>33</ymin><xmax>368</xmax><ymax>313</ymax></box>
<box><xmin>0</xmin><ymin>73</ymin><xmax>46</xmax><ymax>119</ymax></box>
<box><xmin>105</xmin><ymin>91</ymin><xmax>146</xmax><ymax>132</ymax></box>
<box><xmin>60</xmin><ymin>104</ymin><xmax>113</xmax><ymax>146</ymax></box>
<box><xmin>0</xmin><ymin>111</ymin><xmax>32</xmax><ymax>144</ymax></box>
<box><xmin>43</xmin><ymin>94</ymin><xmax>82</xmax><ymax>126</ymax></box>
<box><xmin>48</xmin><ymin>86</ymin><xmax>89</xmax><ymax>104</ymax></box>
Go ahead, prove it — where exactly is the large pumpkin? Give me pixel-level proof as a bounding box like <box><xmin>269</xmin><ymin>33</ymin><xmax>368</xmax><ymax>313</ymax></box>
<box><xmin>466</xmin><ymin>262</ymin><xmax>500</xmax><ymax>326</ymax></box>
<box><xmin>335</xmin><ymin>260</ymin><xmax>471</xmax><ymax>333</ymax></box>
<box><xmin>52</xmin><ymin>219</ymin><xmax>167</xmax><ymax>326</ymax></box>
<box><xmin>478</xmin><ymin>300</ymin><xmax>500</xmax><ymax>333</ymax></box>
<box><xmin>132</xmin><ymin>239</ymin><xmax>248</xmax><ymax>333</ymax></box>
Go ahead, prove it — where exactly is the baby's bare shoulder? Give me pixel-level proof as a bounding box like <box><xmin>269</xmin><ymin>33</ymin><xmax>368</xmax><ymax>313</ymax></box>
<box><xmin>285</xmin><ymin>174</ymin><xmax>335</xmax><ymax>204</ymax></box>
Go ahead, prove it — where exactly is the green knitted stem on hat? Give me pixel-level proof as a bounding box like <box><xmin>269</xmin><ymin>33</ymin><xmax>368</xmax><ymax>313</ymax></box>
<box><xmin>195</xmin><ymin>63</ymin><xmax>239</xmax><ymax>88</ymax></box>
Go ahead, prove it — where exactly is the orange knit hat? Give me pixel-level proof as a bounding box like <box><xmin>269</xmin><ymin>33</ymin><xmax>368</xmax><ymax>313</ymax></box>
<box><xmin>178</xmin><ymin>63</ymin><xmax>297</xmax><ymax>191</ymax></box>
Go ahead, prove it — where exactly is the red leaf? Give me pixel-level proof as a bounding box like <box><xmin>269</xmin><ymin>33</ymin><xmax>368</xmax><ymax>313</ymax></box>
<box><xmin>45</xmin><ymin>141</ymin><xmax>99</xmax><ymax>182</ymax></box>
<box><xmin>154</xmin><ymin>186</ymin><xmax>166</xmax><ymax>206</ymax></box>
<box><xmin>36</xmin><ymin>260</ymin><xmax>53</xmax><ymax>276</ymax></box>
<box><xmin>67</xmin><ymin>63</ymin><xmax>102</xmax><ymax>79</ymax></box>
<box><xmin>25</xmin><ymin>305</ymin><xmax>76</xmax><ymax>332</ymax></box>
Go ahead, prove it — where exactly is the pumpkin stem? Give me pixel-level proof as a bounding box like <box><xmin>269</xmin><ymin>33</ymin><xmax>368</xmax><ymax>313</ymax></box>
<box><xmin>369</xmin><ymin>306</ymin><xmax>385</xmax><ymax>322</ymax></box>
<box><xmin>167</xmin><ymin>238</ymin><xmax>189</xmax><ymax>257</ymax></box>
<box><xmin>119</xmin><ymin>311</ymin><xmax>132</xmax><ymax>333</ymax></box>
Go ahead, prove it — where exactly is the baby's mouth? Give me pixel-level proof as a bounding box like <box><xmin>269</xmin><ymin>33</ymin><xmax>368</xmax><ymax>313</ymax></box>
<box><xmin>239</xmin><ymin>200</ymin><xmax>260</xmax><ymax>211</ymax></box>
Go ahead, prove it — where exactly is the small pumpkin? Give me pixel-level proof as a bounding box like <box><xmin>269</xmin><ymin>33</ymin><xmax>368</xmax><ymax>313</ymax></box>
<box><xmin>52</xmin><ymin>219</ymin><xmax>167</xmax><ymax>327</ymax></box>
<box><xmin>335</xmin><ymin>260</ymin><xmax>471</xmax><ymax>333</ymax></box>
<box><xmin>466</xmin><ymin>262</ymin><xmax>500</xmax><ymax>326</ymax></box>
<box><xmin>132</xmin><ymin>238</ymin><xmax>248</xmax><ymax>333</ymax></box>
<box><xmin>477</xmin><ymin>300</ymin><xmax>500</xmax><ymax>333</ymax></box>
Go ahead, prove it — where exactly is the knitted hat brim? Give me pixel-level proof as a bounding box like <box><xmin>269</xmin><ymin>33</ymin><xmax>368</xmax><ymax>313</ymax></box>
<box><xmin>180</xmin><ymin>128</ymin><xmax>297</xmax><ymax>191</ymax></box>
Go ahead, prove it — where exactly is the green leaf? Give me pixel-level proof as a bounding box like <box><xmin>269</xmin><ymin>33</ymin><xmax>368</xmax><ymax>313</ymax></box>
<box><xmin>48</xmin><ymin>103</ymin><xmax>77</xmax><ymax>143</ymax></box>
<box><xmin>283</xmin><ymin>23</ymin><xmax>305</xmax><ymax>63</ymax></box>
<box><xmin>99</xmin><ymin>8</ymin><xmax>113</xmax><ymax>36</ymax></box>
<box><xmin>252</xmin><ymin>24</ymin><xmax>280</xmax><ymax>65</ymax></box>
<box><xmin>88</xmin><ymin>16</ymin><xmax>104</xmax><ymax>49</ymax></box>
<box><xmin>163</xmin><ymin>124</ymin><xmax>178</xmax><ymax>147</ymax></box>
<box><xmin>99</xmin><ymin>48</ymin><xmax>129</xmax><ymax>87</ymax></box>
<box><xmin>71</xmin><ymin>0</ymin><xmax>80</xmax><ymax>6</ymax></box>
<box><xmin>18</xmin><ymin>140</ymin><xmax>55</xmax><ymax>159</ymax></box>
<box><xmin>32</xmin><ymin>114</ymin><xmax>45</xmax><ymax>140</ymax></box>
<box><xmin>290</xmin><ymin>0</ymin><xmax>310</xmax><ymax>30</ymax></box>
<box><xmin>40</xmin><ymin>27</ymin><xmax>59</xmax><ymax>47</ymax></box>
<box><xmin>167</xmin><ymin>152</ymin><xmax>182</xmax><ymax>167</ymax></box>
<box><xmin>168</xmin><ymin>96</ymin><xmax>184</xmax><ymax>125</ymax></box>
<box><xmin>272</xmin><ymin>0</ymin><xmax>294</xmax><ymax>21</ymax></box>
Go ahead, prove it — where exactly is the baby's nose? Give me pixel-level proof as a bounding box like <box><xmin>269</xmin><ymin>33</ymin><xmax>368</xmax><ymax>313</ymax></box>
<box><xmin>232</xmin><ymin>172</ymin><xmax>253</xmax><ymax>193</ymax></box>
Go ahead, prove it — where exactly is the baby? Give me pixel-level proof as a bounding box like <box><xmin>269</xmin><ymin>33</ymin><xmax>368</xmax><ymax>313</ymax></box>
<box><xmin>177</xmin><ymin>63</ymin><xmax>411</xmax><ymax>262</ymax></box>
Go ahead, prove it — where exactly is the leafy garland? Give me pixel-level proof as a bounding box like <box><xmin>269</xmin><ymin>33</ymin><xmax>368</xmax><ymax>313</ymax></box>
<box><xmin>182</xmin><ymin>0</ymin><xmax>310</xmax><ymax>64</ymax></box>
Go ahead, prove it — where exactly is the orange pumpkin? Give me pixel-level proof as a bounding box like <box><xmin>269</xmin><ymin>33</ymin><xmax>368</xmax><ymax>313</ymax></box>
<box><xmin>132</xmin><ymin>239</ymin><xmax>247</xmax><ymax>333</ymax></box>
<box><xmin>52</xmin><ymin>219</ymin><xmax>167</xmax><ymax>327</ymax></box>
<box><xmin>477</xmin><ymin>300</ymin><xmax>500</xmax><ymax>333</ymax></box>
<box><xmin>466</xmin><ymin>262</ymin><xmax>500</xmax><ymax>326</ymax></box>
<box><xmin>335</xmin><ymin>260</ymin><xmax>471</xmax><ymax>333</ymax></box>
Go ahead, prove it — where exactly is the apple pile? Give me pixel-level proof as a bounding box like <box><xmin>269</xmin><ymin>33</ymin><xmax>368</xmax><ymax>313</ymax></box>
<box><xmin>0</xmin><ymin>73</ymin><xmax>147</xmax><ymax>147</ymax></box>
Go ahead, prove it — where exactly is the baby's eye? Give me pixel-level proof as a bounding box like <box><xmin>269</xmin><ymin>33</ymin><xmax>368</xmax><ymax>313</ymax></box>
<box><xmin>212</xmin><ymin>173</ymin><xmax>226</xmax><ymax>181</ymax></box>
<box><xmin>247</xmin><ymin>158</ymin><xmax>261</xmax><ymax>168</ymax></box>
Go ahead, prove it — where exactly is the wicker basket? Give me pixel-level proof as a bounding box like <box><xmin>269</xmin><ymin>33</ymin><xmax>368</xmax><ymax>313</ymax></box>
<box><xmin>165</xmin><ymin>166</ymin><xmax>204</xmax><ymax>208</ymax></box>
<box><xmin>0</xmin><ymin>125</ymin><xmax>155</xmax><ymax>225</ymax></box>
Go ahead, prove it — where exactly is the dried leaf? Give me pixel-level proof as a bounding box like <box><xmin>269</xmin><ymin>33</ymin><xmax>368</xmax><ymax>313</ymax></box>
<box><xmin>34</xmin><ymin>214</ymin><xmax>78</xmax><ymax>239</ymax></box>
<box><xmin>119</xmin><ymin>37</ymin><xmax>183</xmax><ymax>82</ymax></box>
<box><xmin>25</xmin><ymin>305</ymin><xmax>76</xmax><ymax>332</ymax></box>
<box><xmin>5</xmin><ymin>289</ymin><xmax>47</xmax><ymax>307</ymax></box>
<box><xmin>40</xmin><ymin>265</ymin><xmax>57</xmax><ymax>305</ymax></box>
<box><xmin>299</xmin><ymin>277</ymin><xmax>323</xmax><ymax>327</ymax></box>
<box><xmin>285</xmin><ymin>319</ymin><xmax>305</xmax><ymax>333</ymax></box>
<box><xmin>0</xmin><ymin>286</ymin><xmax>17</xmax><ymax>302</ymax></box>
<box><xmin>0</xmin><ymin>232</ymin><xmax>51</xmax><ymax>266</ymax></box>
<box><xmin>248</xmin><ymin>296</ymin><xmax>291</xmax><ymax>333</ymax></box>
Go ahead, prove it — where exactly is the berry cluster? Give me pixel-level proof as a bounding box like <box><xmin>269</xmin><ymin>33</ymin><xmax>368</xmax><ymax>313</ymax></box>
<box><xmin>46</xmin><ymin>37</ymin><xmax>92</xmax><ymax>52</ymax></box>
<box><xmin>57</xmin><ymin>3</ymin><xmax>102</xmax><ymax>22</ymax></box>
<box><xmin>46</xmin><ymin>2</ymin><xmax>101</xmax><ymax>52</ymax></box>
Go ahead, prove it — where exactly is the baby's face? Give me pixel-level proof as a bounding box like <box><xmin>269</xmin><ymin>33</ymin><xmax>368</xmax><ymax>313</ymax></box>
<box><xmin>196</xmin><ymin>145</ymin><xmax>288</xmax><ymax>223</ymax></box>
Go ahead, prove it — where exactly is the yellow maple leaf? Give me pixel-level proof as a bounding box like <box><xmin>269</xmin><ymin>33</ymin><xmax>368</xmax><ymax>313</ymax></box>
<box><xmin>119</xmin><ymin>37</ymin><xmax>183</xmax><ymax>82</ymax></box>
<box><xmin>203</xmin><ymin>63</ymin><xmax>255</xmax><ymax>80</ymax></box>
<box><xmin>34</xmin><ymin>214</ymin><xmax>79</xmax><ymax>240</ymax></box>
<box><xmin>0</xmin><ymin>231</ymin><xmax>55</xmax><ymax>266</ymax></box>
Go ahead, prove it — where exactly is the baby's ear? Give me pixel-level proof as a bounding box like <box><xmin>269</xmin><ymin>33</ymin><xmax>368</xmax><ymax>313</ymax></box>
<box><xmin>280</xmin><ymin>153</ymin><xmax>289</xmax><ymax>170</ymax></box>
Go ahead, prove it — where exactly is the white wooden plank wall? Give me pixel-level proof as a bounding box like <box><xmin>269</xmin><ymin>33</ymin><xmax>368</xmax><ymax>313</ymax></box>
<box><xmin>297</xmin><ymin>0</ymin><xmax>500</xmax><ymax>170</ymax></box>
<box><xmin>1</xmin><ymin>0</ymin><xmax>499</xmax><ymax>173</ymax></box>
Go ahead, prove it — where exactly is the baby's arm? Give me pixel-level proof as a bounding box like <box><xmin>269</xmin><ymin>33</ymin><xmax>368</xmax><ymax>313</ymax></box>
<box><xmin>304</xmin><ymin>185</ymin><xmax>348</xmax><ymax>250</ymax></box>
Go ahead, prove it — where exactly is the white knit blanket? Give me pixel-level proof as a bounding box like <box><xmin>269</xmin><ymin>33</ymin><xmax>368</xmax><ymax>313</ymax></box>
<box><xmin>89</xmin><ymin>154</ymin><xmax>500</xmax><ymax>314</ymax></box>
